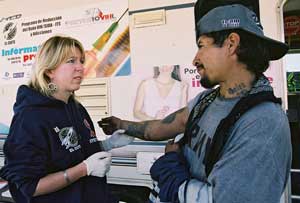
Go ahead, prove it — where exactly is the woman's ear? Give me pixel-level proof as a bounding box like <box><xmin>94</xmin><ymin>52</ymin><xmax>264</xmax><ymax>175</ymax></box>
<box><xmin>45</xmin><ymin>69</ymin><xmax>54</xmax><ymax>80</ymax></box>
<box><xmin>227</xmin><ymin>32</ymin><xmax>240</xmax><ymax>55</ymax></box>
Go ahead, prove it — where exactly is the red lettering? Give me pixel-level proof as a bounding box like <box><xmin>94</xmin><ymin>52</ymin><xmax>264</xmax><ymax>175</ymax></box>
<box><xmin>23</xmin><ymin>54</ymin><xmax>36</xmax><ymax>62</ymax></box>
<box><xmin>192</xmin><ymin>78</ymin><xmax>201</xmax><ymax>87</ymax></box>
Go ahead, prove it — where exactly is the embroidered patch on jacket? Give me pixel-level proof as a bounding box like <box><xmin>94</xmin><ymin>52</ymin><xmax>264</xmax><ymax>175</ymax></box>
<box><xmin>83</xmin><ymin>118</ymin><xmax>96</xmax><ymax>137</ymax></box>
<box><xmin>56</xmin><ymin>126</ymin><xmax>81</xmax><ymax>152</ymax></box>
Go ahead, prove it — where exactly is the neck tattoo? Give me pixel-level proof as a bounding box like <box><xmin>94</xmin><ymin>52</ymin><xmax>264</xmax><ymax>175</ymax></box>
<box><xmin>227</xmin><ymin>83</ymin><xmax>249</xmax><ymax>97</ymax></box>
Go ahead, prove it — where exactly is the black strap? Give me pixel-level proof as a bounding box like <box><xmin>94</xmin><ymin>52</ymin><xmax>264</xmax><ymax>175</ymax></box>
<box><xmin>179</xmin><ymin>88</ymin><xmax>219</xmax><ymax>147</ymax></box>
<box><xmin>204</xmin><ymin>91</ymin><xmax>281</xmax><ymax>176</ymax></box>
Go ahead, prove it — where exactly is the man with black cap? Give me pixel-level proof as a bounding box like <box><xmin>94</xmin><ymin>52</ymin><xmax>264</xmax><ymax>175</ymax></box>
<box><xmin>98</xmin><ymin>3</ymin><xmax>292</xmax><ymax>203</ymax></box>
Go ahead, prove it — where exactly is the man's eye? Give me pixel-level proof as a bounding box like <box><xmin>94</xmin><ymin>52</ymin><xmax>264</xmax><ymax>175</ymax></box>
<box><xmin>197</xmin><ymin>44</ymin><xmax>203</xmax><ymax>49</ymax></box>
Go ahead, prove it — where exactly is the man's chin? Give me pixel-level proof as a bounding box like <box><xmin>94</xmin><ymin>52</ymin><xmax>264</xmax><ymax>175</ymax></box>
<box><xmin>200</xmin><ymin>78</ymin><xmax>217</xmax><ymax>89</ymax></box>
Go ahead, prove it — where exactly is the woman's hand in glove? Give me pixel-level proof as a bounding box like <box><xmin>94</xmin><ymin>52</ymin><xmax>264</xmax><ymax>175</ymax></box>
<box><xmin>100</xmin><ymin>129</ymin><xmax>134</xmax><ymax>151</ymax></box>
<box><xmin>83</xmin><ymin>151</ymin><xmax>112</xmax><ymax>177</ymax></box>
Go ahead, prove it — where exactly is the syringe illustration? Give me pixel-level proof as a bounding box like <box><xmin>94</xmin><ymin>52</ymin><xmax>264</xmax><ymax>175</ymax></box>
<box><xmin>84</xmin><ymin>8</ymin><xmax>129</xmax><ymax>78</ymax></box>
<box><xmin>96</xmin><ymin>26</ymin><xmax>130</xmax><ymax>77</ymax></box>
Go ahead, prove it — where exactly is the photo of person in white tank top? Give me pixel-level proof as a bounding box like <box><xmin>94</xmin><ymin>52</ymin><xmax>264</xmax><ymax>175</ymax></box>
<box><xmin>133</xmin><ymin>65</ymin><xmax>188</xmax><ymax>120</ymax></box>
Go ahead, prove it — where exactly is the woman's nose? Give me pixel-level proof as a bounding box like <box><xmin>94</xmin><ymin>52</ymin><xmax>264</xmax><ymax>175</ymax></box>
<box><xmin>76</xmin><ymin>62</ymin><xmax>84</xmax><ymax>72</ymax></box>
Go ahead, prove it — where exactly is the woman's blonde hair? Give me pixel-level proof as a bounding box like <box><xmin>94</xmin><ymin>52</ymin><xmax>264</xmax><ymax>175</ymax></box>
<box><xmin>29</xmin><ymin>35</ymin><xmax>85</xmax><ymax>97</ymax></box>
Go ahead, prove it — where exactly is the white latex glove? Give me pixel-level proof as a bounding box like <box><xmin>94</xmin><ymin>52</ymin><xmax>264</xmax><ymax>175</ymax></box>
<box><xmin>83</xmin><ymin>151</ymin><xmax>111</xmax><ymax>177</ymax></box>
<box><xmin>101</xmin><ymin>129</ymin><xmax>135</xmax><ymax>151</ymax></box>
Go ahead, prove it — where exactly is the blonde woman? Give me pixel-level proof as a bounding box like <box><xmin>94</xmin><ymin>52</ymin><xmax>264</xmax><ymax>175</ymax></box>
<box><xmin>0</xmin><ymin>35</ymin><xmax>130</xmax><ymax>203</ymax></box>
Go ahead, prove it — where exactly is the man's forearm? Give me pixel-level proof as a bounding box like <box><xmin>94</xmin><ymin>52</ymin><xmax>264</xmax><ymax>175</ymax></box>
<box><xmin>121</xmin><ymin>120</ymin><xmax>155</xmax><ymax>140</ymax></box>
<box><xmin>120</xmin><ymin>108</ymin><xmax>187</xmax><ymax>141</ymax></box>
<box><xmin>98</xmin><ymin>108</ymin><xmax>187</xmax><ymax>141</ymax></box>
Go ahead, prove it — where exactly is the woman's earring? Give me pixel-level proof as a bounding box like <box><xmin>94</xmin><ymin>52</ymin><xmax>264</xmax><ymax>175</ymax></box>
<box><xmin>48</xmin><ymin>82</ymin><xmax>57</xmax><ymax>92</ymax></box>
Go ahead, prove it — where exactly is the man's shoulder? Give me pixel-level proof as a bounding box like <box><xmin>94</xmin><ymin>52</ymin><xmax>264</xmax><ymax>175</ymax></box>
<box><xmin>234</xmin><ymin>101</ymin><xmax>289</xmax><ymax>137</ymax></box>
<box><xmin>243</xmin><ymin>101</ymin><xmax>286</xmax><ymax>121</ymax></box>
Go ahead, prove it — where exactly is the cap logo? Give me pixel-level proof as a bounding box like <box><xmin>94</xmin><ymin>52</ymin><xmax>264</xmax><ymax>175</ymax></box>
<box><xmin>251</xmin><ymin>14</ymin><xmax>263</xmax><ymax>29</ymax></box>
<box><xmin>221</xmin><ymin>18</ymin><xmax>240</xmax><ymax>28</ymax></box>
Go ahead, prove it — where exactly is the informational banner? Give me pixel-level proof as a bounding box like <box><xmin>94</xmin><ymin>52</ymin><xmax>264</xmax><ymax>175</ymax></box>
<box><xmin>0</xmin><ymin>0</ymin><xmax>130</xmax><ymax>85</ymax></box>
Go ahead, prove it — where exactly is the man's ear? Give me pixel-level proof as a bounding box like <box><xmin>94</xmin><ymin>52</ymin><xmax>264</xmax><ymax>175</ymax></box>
<box><xmin>227</xmin><ymin>32</ymin><xmax>240</xmax><ymax>55</ymax></box>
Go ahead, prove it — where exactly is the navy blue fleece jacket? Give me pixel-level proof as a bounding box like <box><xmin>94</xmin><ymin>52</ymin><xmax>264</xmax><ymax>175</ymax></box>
<box><xmin>0</xmin><ymin>85</ymin><xmax>116</xmax><ymax>203</ymax></box>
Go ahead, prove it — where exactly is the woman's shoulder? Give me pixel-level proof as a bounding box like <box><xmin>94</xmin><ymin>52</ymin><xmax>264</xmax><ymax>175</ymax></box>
<box><xmin>139</xmin><ymin>78</ymin><xmax>155</xmax><ymax>88</ymax></box>
<box><xmin>14</xmin><ymin>106</ymin><xmax>53</xmax><ymax>126</ymax></box>
<box><xmin>144</xmin><ymin>78</ymin><xmax>155</xmax><ymax>84</ymax></box>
